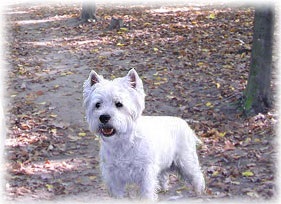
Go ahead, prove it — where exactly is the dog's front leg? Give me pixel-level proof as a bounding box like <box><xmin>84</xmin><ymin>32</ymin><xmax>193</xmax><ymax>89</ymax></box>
<box><xmin>106</xmin><ymin>178</ymin><xmax>126</xmax><ymax>199</ymax></box>
<box><xmin>139</xmin><ymin>165</ymin><xmax>159</xmax><ymax>201</ymax></box>
<box><xmin>102</xmin><ymin>167</ymin><xmax>126</xmax><ymax>199</ymax></box>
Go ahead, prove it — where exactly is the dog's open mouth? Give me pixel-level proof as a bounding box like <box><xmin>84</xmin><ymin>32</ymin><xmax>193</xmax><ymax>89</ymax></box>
<box><xmin>100</xmin><ymin>126</ymin><xmax>116</xmax><ymax>137</ymax></box>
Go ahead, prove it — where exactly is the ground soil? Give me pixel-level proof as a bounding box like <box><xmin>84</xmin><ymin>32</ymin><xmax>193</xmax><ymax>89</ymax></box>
<box><xmin>3</xmin><ymin>2</ymin><xmax>278</xmax><ymax>203</ymax></box>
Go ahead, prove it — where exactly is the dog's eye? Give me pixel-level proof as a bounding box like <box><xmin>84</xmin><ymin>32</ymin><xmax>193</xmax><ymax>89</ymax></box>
<box><xmin>115</xmin><ymin>102</ymin><xmax>123</xmax><ymax>108</ymax></box>
<box><xmin>95</xmin><ymin>102</ymin><xmax>101</xmax><ymax>109</ymax></box>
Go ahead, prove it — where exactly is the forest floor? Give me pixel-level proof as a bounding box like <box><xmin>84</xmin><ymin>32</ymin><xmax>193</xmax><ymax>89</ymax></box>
<box><xmin>3</xmin><ymin>2</ymin><xmax>278</xmax><ymax>203</ymax></box>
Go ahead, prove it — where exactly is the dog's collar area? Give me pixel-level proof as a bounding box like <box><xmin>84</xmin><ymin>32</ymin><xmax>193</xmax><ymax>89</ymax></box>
<box><xmin>100</xmin><ymin>126</ymin><xmax>116</xmax><ymax>137</ymax></box>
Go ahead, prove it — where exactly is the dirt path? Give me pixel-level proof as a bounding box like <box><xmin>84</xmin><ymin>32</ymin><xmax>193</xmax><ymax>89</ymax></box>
<box><xmin>4</xmin><ymin>2</ymin><xmax>277</xmax><ymax>202</ymax></box>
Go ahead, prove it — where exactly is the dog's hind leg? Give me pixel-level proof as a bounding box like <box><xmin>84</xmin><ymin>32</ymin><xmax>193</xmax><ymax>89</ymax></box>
<box><xmin>158</xmin><ymin>170</ymin><xmax>170</xmax><ymax>191</ymax></box>
<box><xmin>175</xmin><ymin>150</ymin><xmax>205</xmax><ymax>195</ymax></box>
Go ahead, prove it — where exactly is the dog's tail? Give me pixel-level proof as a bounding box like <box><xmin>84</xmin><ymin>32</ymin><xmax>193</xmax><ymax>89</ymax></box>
<box><xmin>194</xmin><ymin>134</ymin><xmax>203</xmax><ymax>146</ymax></box>
<box><xmin>185</xmin><ymin>119</ymin><xmax>203</xmax><ymax>146</ymax></box>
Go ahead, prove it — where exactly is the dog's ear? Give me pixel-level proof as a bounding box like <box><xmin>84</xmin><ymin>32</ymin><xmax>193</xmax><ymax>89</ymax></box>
<box><xmin>83</xmin><ymin>70</ymin><xmax>103</xmax><ymax>103</ymax></box>
<box><xmin>83</xmin><ymin>70</ymin><xmax>104</xmax><ymax>106</ymax></box>
<box><xmin>126</xmin><ymin>69</ymin><xmax>145</xmax><ymax>117</ymax></box>
<box><xmin>127</xmin><ymin>69</ymin><xmax>142</xmax><ymax>89</ymax></box>
<box><xmin>89</xmin><ymin>70</ymin><xmax>103</xmax><ymax>86</ymax></box>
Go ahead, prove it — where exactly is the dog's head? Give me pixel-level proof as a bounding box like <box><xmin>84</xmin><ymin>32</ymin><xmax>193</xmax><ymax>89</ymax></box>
<box><xmin>83</xmin><ymin>69</ymin><xmax>145</xmax><ymax>140</ymax></box>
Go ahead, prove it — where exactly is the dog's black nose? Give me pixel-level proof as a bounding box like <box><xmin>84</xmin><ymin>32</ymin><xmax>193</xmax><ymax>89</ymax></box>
<box><xmin>99</xmin><ymin>114</ymin><xmax>111</xmax><ymax>124</ymax></box>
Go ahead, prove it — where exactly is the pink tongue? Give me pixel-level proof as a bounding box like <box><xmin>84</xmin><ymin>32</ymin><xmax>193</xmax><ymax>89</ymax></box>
<box><xmin>102</xmin><ymin>128</ymin><xmax>114</xmax><ymax>135</ymax></box>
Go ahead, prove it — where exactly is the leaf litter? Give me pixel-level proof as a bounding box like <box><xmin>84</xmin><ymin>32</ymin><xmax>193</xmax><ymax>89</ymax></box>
<box><xmin>4</xmin><ymin>2</ymin><xmax>277</xmax><ymax>202</ymax></box>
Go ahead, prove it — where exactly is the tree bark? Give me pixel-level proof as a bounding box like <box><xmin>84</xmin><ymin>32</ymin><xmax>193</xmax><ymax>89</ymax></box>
<box><xmin>106</xmin><ymin>17</ymin><xmax>124</xmax><ymax>30</ymax></box>
<box><xmin>243</xmin><ymin>7</ymin><xmax>274</xmax><ymax>114</ymax></box>
<box><xmin>81</xmin><ymin>1</ymin><xmax>97</xmax><ymax>22</ymax></box>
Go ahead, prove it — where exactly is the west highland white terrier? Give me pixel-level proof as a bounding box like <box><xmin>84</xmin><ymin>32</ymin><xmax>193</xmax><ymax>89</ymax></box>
<box><xmin>83</xmin><ymin>69</ymin><xmax>205</xmax><ymax>200</ymax></box>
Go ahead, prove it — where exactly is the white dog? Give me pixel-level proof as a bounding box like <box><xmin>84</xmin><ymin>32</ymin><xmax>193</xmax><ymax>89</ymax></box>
<box><xmin>83</xmin><ymin>69</ymin><xmax>205</xmax><ymax>200</ymax></box>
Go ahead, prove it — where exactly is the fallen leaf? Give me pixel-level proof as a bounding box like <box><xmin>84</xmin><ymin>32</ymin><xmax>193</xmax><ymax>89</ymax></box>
<box><xmin>215</xmin><ymin>82</ymin><xmax>221</xmax><ymax>88</ymax></box>
<box><xmin>116</xmin><ymin>42</ymin><xmax>125</xmax><ymax>46</ymax></box>
<box><xmin>78</xmin><ymin>132</ymin><xmax>87</xmax><ymax>137</ymax></box>
<box><xmin>45</xmin><ymin>184</ymin><xmax>54</xmax><ymax>191</ymax></box>
<box><xmin>242</xmin><ymin>171</ymin><xmax>254</xmax><ymax>177</ymax></box>
<box><xmin>153</xmin><ymin>47</ymin><xmax>159</xmax><ymax>52</ymax></box>
<box><xmin>38</xmin><ymin>101</ymin><xmax>46</xmax><ymax>105</ymax></box>
<box><xmin>89</xmin><ymin>175</ymin><xmax>97</xmax><ymax>180</ymax></box>
<box><xmin>206</xmin><ymin>102</ymin><xmax>212</xmax><ymax>107</ymax></box>
<box><xmin>143</xmin><ymin>22</ymin><xmax>152</xmax><ymax>27</ymax></box>
<box><xmin>119</xmin><ymin>27</ymin><xmax>128</xmax><ymax>31</ymax></box>
<box><xmin>212</xmin><ymin>170</ymin><xmax>219</xmax><ymax>177</ymax></box>
<box><xmin>247</xmin><ymin>191</ymin><xmax>259</xmax><ymax>198</ymax></box>
<box><xmin>224</xmin><ymin>140</ymin><xmax>235</xmax><ymax>151</ymax></box>
<box><xmin>219</xmin><ymin>132</ymin><xmax>226</xmax><ymax>137</ymax></box>
<box><xmin>36</xmin><ymin>90</ymin><xmax>44</xmax><ymax>96</ymax></box>
<box><xmin>208</xmin><ymin>13</ymin><xmax>216</xmax><ymax>19</ymax></box>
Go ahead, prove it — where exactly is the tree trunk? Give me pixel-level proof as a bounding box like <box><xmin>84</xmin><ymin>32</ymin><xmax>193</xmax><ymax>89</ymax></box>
<box><xmin>81</xmin><ymin>1</ymin><xmax>97</xmax><ymax>22</ymax></box>
<box><xmin>106</xmin><ymin>17</ymin><xmax>124</xmax><ymax>30</ymax></box>
<box><xmin>243</xmin><ymin>7</ymin><xmax>274</xmax><ymax>114</ymax></box>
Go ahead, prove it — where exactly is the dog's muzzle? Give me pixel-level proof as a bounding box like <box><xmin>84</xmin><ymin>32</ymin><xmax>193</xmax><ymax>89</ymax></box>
<box><xmin>99</xmin><ymin>114</ymin><xmax>116</xmax><ymax>137</ymax></box>
<box><xmin>99</xmin><ymin>125</ymin><xmax>116</xmax><ymax>137</ymax></box>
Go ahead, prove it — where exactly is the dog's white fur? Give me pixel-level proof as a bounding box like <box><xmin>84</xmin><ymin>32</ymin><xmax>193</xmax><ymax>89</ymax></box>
<box><xmin>83</xmin><ymin>69</ymin><xmax>205</xmax><ymax>200</ymax></box>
